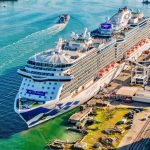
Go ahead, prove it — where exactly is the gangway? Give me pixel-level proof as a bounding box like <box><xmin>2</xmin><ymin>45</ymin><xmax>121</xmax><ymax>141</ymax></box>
<box><xmin>125</xmin><ymin>59</ymin><xmax>144</xmax><ymax>67</ymax></box>
<box><xmin>138</xmin><ymin>61</ymin><xmax>150</xmax><ymax>66</ymax></box>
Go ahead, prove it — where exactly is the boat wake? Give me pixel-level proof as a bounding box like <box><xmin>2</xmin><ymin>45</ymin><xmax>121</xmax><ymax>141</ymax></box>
<box><xmin>0</xmin><ymin>23</ymin><xmax>67</xmax><ymax>72</ymax></box>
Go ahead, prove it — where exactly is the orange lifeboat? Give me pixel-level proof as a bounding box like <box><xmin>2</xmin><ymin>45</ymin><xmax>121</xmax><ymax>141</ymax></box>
<box><xmin>134</xmin><ymin>45</ymin><xmax>138</xmax><ymax>49</ymax></box>
<box><xmin>130</xmin><ymin>48</ymin><xmax>134</xmax><ymax>53</ymax></box>
<box><xmin>99</xmin><ymin>70</ymin><xmax>104</xmax><ymax>77</ymax></box>
<box><xmin>143</xmin><ymin>39</ymin><xmax>146</xmax><ymax>42</ymax></box>
<box><xmin>106</xmin><ymin>64</ymin><xmax>111</xmax><ymax>70</ymax></box>
<box><xmin>111</xmin><ymin>61</ymin><xmax>116</xmax><ymax>67</ymax></box>
<box><xmin>127</xmin><ymin>51</ymin><xmax>132</xmax><ymax>56</ymax></box>
<box><xmin>138</xmin><ymin>42</ymin><xmax>142</xmax><ymax>46</ymax></box>
<box><xmin>105</xmin><ymin>68</ymin><xmax>109</xmax><ymax>72</ymax></box>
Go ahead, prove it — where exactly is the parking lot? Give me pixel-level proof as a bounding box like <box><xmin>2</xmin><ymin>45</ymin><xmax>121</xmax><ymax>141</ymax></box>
<box><xmin>118</xmin><ymin>109</ymin><xmax>150</xmax><ymax>150</ymax></box>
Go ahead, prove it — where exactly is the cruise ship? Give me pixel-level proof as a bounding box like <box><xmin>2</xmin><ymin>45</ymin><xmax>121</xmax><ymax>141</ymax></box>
<box><xmin>14</xmin><ymin>7</ymin><xmax>150</xmax><ymax>128</ymax></box>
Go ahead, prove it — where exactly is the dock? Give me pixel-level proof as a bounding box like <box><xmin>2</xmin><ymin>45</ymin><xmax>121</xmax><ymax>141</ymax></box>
<box><xmin>68</xmin><ymin>107</ymin><xmax>93</xmax><ymax>124</ymax></box>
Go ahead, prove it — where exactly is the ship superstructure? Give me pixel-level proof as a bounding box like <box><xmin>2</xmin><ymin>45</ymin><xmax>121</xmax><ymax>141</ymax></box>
<box><xmin>14</xmin><ymin>7</ymin><xmax>150</xmax><ymax>127</ymax></box>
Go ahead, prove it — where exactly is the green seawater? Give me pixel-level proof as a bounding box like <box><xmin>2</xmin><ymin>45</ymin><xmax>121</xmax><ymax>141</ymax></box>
<box><xmin>0</xmin><ymin>109</ymin><xmax>81</xmax><ymax>150</ymax></box>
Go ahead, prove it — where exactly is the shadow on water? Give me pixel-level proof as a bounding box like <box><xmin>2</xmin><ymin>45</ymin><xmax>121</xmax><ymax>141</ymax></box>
<box><xmin>0</xmin><ymin>66</ymin><xmax>27</xmax><ymax>139</ymax></box>
<box><xmin>118</xmin><ymin>138</ymin><xmax>150</xmax><ymax>150</ymax></box>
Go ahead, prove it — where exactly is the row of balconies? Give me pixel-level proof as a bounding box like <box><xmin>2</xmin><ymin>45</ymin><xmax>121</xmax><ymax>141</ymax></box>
<box><xmin>17</xmin><ymin>69</ymin><xmax>73</xmax><ymax>82</ymax></box>
<box><xmin>61</xmin><ymin>51</ymin><xmax>116</xmax><ymax>96</ymax></box>
<box><xmin>60</xmin><ymin>22</ymin><xmax>150</xmax><ymax>98</ymax></box>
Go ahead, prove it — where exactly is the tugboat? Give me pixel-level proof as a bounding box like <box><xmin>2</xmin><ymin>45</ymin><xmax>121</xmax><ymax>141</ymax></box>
<box><xmin>58</xmin><ymin>14</ymin><xmax>70</xmax><ymax>24</ymax></box>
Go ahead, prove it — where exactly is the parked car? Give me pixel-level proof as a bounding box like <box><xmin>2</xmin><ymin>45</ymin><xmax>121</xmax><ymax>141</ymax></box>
<box><xmin>134</xmin><ymin>109</ymin><xmax>140</xmax><ymax>113</ymax></box>
<box><xmin>138</xmin><ymin>108</ymin><xmax>144</xmax><ymax>111</ymax></box>
<box><xmin>141</xmin><ymin>117</ymin><xmax>147</xmax><ymax>121</ymax></box>
<box><xmin>128</xmin><ymin>115</ymin><xmax>134</xmax><ymax>119</ymax></box>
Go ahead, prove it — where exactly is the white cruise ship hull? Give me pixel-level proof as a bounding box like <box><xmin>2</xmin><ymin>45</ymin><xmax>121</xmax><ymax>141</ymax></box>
<box><xmin>14</xmin><ymin>41</ymin><xmax>150</xmax><ymax>128</ymax></box>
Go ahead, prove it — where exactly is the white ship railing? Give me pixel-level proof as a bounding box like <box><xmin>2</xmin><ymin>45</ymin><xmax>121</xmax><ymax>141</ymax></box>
<box><xmin>17</xmin><ymin>69</ymin><xmax>73</xmax><ymax>81</ymax></box>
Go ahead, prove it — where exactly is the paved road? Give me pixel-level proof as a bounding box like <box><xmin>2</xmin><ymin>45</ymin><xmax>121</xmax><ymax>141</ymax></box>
<box><xmin>129</xmin><ymin>119</ymin><xmax>150</xmax><ymax>150</ymax></box>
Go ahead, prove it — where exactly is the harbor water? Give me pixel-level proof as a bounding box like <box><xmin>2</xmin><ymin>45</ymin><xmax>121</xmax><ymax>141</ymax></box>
<box><xmin>0</xmin><ymin>0</ymin><xmax>150</xmax><ymax>149</ymax></box>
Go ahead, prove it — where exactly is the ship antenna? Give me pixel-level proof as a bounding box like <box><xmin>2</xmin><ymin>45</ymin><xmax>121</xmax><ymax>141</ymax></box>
<box><xmin>83</xmin><ymin>27</ymin><xmax>88</xmax><ymax>38</ymax></box>
<box><xmin>105</xmin><ymin>17</ymin><xmax>110</xmax><ymax>23</ymax></box>
<box><xmin>56</xmin><ymin>38</ymin><xmax>63</xmax><ymax>52</ymax></box>
<box><xmin>87</xmin><ymin>32</ymin><xmax>91</xmax><ymax>39</ymax></box>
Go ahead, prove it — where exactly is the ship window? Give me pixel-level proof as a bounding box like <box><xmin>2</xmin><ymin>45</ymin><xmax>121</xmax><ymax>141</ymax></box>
<box><xmin>53</xmin><ymin>87</ymin><xmax>55</xmax><ymax>90</ymax></box>
<box><xmin>44</xmin><ymin>82</ymin><xmax>46</xmax><ymax>84</ymax></box>
<box><xmin>51</xmin><ymin>92</ymin><xmax>54</xmax><ymax>94</ymax></box>
<box><xmin>22</xmin><ymin>88</ymin><xmax>24</xmax><ymax>90</ymax></box>
<box><xmin>42</xmin><ymin>87</ymin><xmax>44</xmax><ymax>89</ymax></box>
<box><xmin>49</xmin><ymin>82</ymin><xmax>51</xmax><ymax>85</ymax></box>
<box><xmin>47</xmin><ymin>87</ymin><xmax>50</xmax><ymax>89</ymax></box>
<box><xmin>39</xmin><ymin>96</ymin><xmax>41</xmax><ymax>98</ymax></box>
<box><xmin>27</xmin><ymin>84</ymin><xmax>30</xmax><ymax>86</ymax></box>
<box><xmin>24</xmin><ymin>83</ymin><xmax>26</xmax><ymax>85</ymax></box>
<box><xmin>44</xmin><ymin>96</ymin><xmax>46</xmax><ymax>99</ymax></box>
<box><xmin>20</xmin><ymin>92</ymin><xmax>22</xmax><ymax>94</ymax></box>
<box><xmin>32</xmin><ymin>85</ymin><xmax>34</xmax><ymax>87</ymax></box>
<box><xmin>54</xmin><ymin>83</ymin><xmax>57</xmax><ymax>85</ymax></box>
<box><xmin>50</xmin><ymin>97</ymin><xmax>52</xmax><ymax>99</ymax></box>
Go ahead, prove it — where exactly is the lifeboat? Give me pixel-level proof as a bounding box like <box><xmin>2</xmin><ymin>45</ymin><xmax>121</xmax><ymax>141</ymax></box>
<box><xmin>143</xmin><ymin>39</ymin><xmax>146</xmax><ymax>42</ymax></box>
<box><xmin>127</xmin><ymin>52</ymin><xmax>130</xmax><ymax>55</ymax></box>
<box><xmin>99</xmin><ymin>70</ymin><xmax>104</xmax><ymax>77</ymax></box>
<box><xmin>134</xmin><ymin>45</ymin><xmax>138</xmax><ymax>49</ymax></box>
<box><xmin>127</xmin><ymin>51</ymin><xmax>132</xmax><ymax>56</ymax></box>
<box><xmin>105</xmin><ymin>68</ymin><xmax>109</xmax><ymax>72</ymax></box>
<box><xmin>137</xmin><ymin>44</ymin><xmax>140</xmax><ymax>48</ymax></box>
<box><xmin>130</xmin><ymin>48</ymin><xmax>134</xmax><ymax>53</ymax></box>
<box><xmin>111</xmin><ymin>61</ymin><xmax>116</xmax><ymax>67</ymax></box>
<box><xmin>138</xmin><ymin>42</ymin><xmax>142</xmax><ymax>46</ymax></box>
<box><xmin>106</xmin><ymin>64</ymin><xmax>111</xmax><ymax>69</ymax></box>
